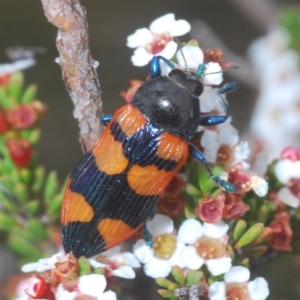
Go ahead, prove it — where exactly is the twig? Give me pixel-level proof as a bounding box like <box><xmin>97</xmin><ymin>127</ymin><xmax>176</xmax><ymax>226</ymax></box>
<box><xmin>41</xmin><ymin>0</ymin><xmax>103</xmax><ymax>152</ymax></box>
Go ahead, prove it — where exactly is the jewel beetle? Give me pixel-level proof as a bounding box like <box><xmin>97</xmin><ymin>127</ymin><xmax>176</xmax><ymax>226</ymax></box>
<box><xmin>61</xmin><ymin>55</ymin><xmax>237</xmax><ymax>258</ymax></box>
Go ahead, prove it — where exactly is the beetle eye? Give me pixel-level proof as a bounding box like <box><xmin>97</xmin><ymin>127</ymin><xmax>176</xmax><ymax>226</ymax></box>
<box><xmin>169</xmin><ymin>69</ymin><xmax>203</xmax><ymax>97</ymax></box>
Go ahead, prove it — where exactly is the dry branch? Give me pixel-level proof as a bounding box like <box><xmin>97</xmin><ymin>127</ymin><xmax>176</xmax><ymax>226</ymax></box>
<box><xmin>41</xmin><ymin>0</ymin><xmax>103</xmax><ymax>152</ymax></box>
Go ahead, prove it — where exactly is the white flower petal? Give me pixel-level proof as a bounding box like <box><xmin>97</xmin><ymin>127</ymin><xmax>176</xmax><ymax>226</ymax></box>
<box><xmin>126</xmin><ymin>28</ymin><xmax>153</xmax><ymax>48</ymax></box>
<box><xmin>206</xmin><ymin>257</ymin><xmax>232</xmax><ymax>276</ymax></box>
<box><xmin>176</xmin><ymin>46</ymin><xmax>204</xmax><ymax>69</ymax></box>
<box><xmin>200</xmin><ymin>87</ymin><xmax>220</xmax><ymax>113</ymax></box>
<box><xmin>111</xmin><ymin>265</ymin><xmax>135</xmax><ymax>279</ymax></box>
<box><xmin>250</xmin><ymin>176</ymin><xmax>268</xmax><ymax>197</ymax></box>
<box><xmin>275</xmin><ymin>160</ymin><xmax>300</xmax><ymax>184</ymax></box>
<box><xmin>234</xmin><ymin>141</ymin><xmax>250</xmax><ymax>161</ymax></box>
<box><xmin>122</xmin><ymin>252</ymin><xmax>141</xmax><ymax>268</ymax></box>
<box><xmin>158</xmin><ymin>40</ymin><xmax>178</xmax><ymax>59</ymax></box>
<box><xmin>0</xmin><ymin>58</ymin><xmax>35</xmax><ymax>75</ymax></box>
<box><xmin>278</xmin><ymin>187</ymin><xmax>299</xmax><ymax>208</ymax></box>
<box><xmin>224</xmin><ymin>266</ymin><xmax>250</xmax><ymax>283</ymax></box>
<box><xmin>88</xmin><ymin>259</ymin><xmax>107</xmax><ymax>269</ymax></box>
<box><xmin>169</xmin><ymin>242</ymin><xmax>186</xmax><ymax>268</ymax></box>
<box><xmin>131</xmin><ymin>47</ymin><xmax>153</xmax><ymax>66</ymax></box>
<box><xmin>144</xmin><ymin>257</ymin><xmax>171</xmax><ymax>278</ymax></box>
<box><xmin>56</xmin><ymin>284</ymin><xmax>77</xmax><ymax>300</ymax></box>
<box><xmin>218</xmin><ymin>122</ymin><xmax>239</xmax><ymax>146</ymax></box>
<box><xmin>180</xmin><ymin>246</ymin><xmax>204</xmax><ymax>270</ymax></box>
<box><xmin>203</xmin><ymin>62</ymin><xmax>223</xmax><ymax>85</ymax></box>
<box><xmin>178</xmin><ymin>219</ymin><xmax>203</xmax><ymax>244</ymax></box>
<box><xmin>100</xmin><ymin>291</ymin><xmax>118</xmax><ymax>300</ymax></box>
<box><xmin>203</xmin><ymin>221</ymin><xmax>229</xmax><ymax>239</ymax></box>
<box><xmin>21</xmin><ymin>252</ymin><xmax>62</xmax><ymax>273</ymax></box>
<box><xmin>248</xmin><ymin>277</ymin><xmax>269</xmax><ymax>300</ymax></box>
<box><xmin>147</xmin><ymin>214</ymin><xmax>174</xmax><ymax>236</ymax></box>
<box><xmin>208</xmin><ymin>282</ymin><xmax>226</xmax><ymax>300</ymax></box>
<box><xmin>78</xmin><ymin>274</ymin><xmax>106</xmax><ymax>297</ymax></box>
<box><xmin>169</xmin><ymin>19</ymin><xmax>191</xmax><ymax>36</ymax></box>
<box><xmin>133</xmin><ymin>239</ymin><xmax>154</xmax><ymax>263</ymax></box>
<box><xmin>150</xmin><ymin>13</ymin><xmax>176</xmax><ymax>33</ymax></box>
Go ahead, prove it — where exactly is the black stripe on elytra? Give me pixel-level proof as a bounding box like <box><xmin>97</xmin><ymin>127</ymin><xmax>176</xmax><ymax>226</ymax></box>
<box><xmin>110</xmin><ymin>121</ymin><xmax>177</xmax><ymax>171</ymax></box>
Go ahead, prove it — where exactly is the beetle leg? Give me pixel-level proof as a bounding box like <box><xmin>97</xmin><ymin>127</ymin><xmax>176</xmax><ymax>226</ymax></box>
<box><xmin>188</xmin><ymin>143</ymin><xmax>236</xmax><ymax>192</ymax></box>
<box><xmin>143</xmin><ymin>223</ymin><xmax>153</xmax><ymax>247</ymax></box>
<box><xmin>100</xmin><ymin>114</ymin><xmax>112</xmax><ymax>126</ymax></box>
<box><xmin>199</xmin><ymin>82</ymin><xmax>238</xmax><ymax>126</ymax></box>
<box><xmin>150</xmin><ymin>56</ymin><xmax>175</xmax><ymax>78</ymax></box>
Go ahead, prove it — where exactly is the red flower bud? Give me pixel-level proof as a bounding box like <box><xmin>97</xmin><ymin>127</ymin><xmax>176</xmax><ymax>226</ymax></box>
<box><xmin>224</xmin><ymin>193</ymin><xmax>250</xmax><ymax>220</ymax></box>
<box><xmin>164</xmin><ymin>175</ymin><xmax>186</xmax><ymax>197</ymax></box>
<box><xmin>7</xmin><ymin>138</ymin><xmax>32</xmax><ymax>168</ymax></box>
<box><xmin>0</xmin><ymin>74</ymin><xmax>10</xmax><ymax>85</ymax></box>
<box><xmin>0</xmin><ymin>110</ymin><xmax>9</xmax><ymax>133</ymax></box>
<box><xmin>25</xmin><ymin>276</ymin><xmax>53</xmax><ymax>299</ymax></box>
<box><xmin>281</xmin><ymin>146</ymin><xmax>300</xmax><ymax>161</ymax></box>
<box><xmin>228</xmin><ymin>167</ymin><xmax>252</xmax><ymax>194</ymax></box>
<box><xmin>269</xmin><ymin>212</ymin><xmax>292</xmax><ymax>251</ymax></box>
<box><xmin>196</xmin><ymin>193</ymin><xmax>225</xmax><ymax>223</ymax></box>
<box><xmin>120</xmin><ymin>80</ymin><xmax>144</xmax><ymax>103</ymax></box>
<box><xmin>7</xmin><ymin>104</ymin><xmax>37</xmax><ymax>129</ymax></box>
<box><xmin>158</xmin><ymin>196</ymin><xmax>185</xmax><ymax>218</ymax></box>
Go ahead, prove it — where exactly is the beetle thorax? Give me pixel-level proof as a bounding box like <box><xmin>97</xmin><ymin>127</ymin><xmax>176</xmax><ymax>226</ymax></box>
<box><xmin>132</xmin><ymin>69</ymin><xmax>203</xmax><ymax>140</ymax></box>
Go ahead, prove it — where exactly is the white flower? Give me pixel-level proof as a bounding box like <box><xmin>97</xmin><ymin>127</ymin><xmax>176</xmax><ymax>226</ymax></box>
<box><xmin>200</xmin><ymin>117</ymin><xmax>239</xmax><ymax>163</ymax></box>
<box><xmin>0</xmin><ymin>58</ymin><xmax>35</xmax><ymax>76</ymax></box>
<box><xmin>250</xmin><ymin>176</ymin><xmax>268</xmax><ymax>197</ymax></box>
<box><xmin>133</xmin><ymin>214</ymin><xmax>185</xmax><ymax>278</ymax></box>
<box><xmin>176</xmin><ymin>45</ymin><xmax>204</xmax><ymax>70</ymax></box>
<box><xmin>274</xmin><ymin>159</ymin><xmax>300</xmax><ymax>184</ymax></box>
<box><xmin>21</xmin><ymin>252</ymin><xmax>63</xmax><ymax>273</ymax></box>
<box><xmin>203</xmin><ymin>62</ymin><xmax>223</xmax><ymax>85</ymax></box>
<box><xmin>208</xmin><ymin>266</ymin><xmax>269</xmax><ymax>300</ymax></box>
<box><xmin>91</xmin><ymin>245</ymin><xmax>141</xmax><ymax>279</ymax></box>
<box><xmin>127</xmin><ymin>13</ymin><xmax>190</xmax><ymax>66</ymax></box>
<box><xmin>178</xmin><ymin>219</ymin><xmax>231</xmax><ymax>276</ymax></box>
<box><xmin>55</xmin><ymin>274</ymin><xmax>117</xmax><ymax>300</ymax></box>
<box><xmin>277</xmin><ymin>187</ymin><xmax>299</xmax><ymax>208</ymax></box>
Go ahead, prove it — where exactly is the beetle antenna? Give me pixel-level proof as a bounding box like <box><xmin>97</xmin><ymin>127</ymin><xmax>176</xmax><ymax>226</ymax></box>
<box><xmin>204</xmin><ymin>65</ymin><xmax>238</xmax><ymax>76</ymax></box>
<box><xmin>180</xmin><ymin>47</ymin><xmax>189</xmax><ymax>72</ymax></box>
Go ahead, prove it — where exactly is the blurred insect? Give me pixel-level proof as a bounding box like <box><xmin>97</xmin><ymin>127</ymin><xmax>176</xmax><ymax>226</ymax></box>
<box><xmin>174</xmin><ymin>284</ymin><xmax>205</xmax><ymax>300</ymax></box>
<box><xmin>61</xmin><ymin>55</ymin><xmax>237</xmax><ymax>258</ymax></box>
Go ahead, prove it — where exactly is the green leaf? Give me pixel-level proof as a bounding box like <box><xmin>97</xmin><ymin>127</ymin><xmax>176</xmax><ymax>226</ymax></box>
<box><xmin>186</xmin><ymin>183</ymin><xmax>202</xmax><ymax>198</ymax></box>
<box><xmin>21</xmin><ymin>84</ymin><xmax>38</xmax><ymax>103</ymax></box>
<box><xmin>186</xmin><ymin>270</ymin><xmax>204</xmax><ymax>285</ymax></box>
<box><xmin>157</xmin><ymin>289</ymin><xmax>176</xmax><ymax>299</ymax></box>
<box><xmin>156</xmin><ymin>278</ymin><xmax>176</xmax><ymax>289</ymax></box>
<box><xmin>8</xmin><ymin>234</ymin><xmax>42</xmax><ymax>259</ymax></box>
<box><xmin>233</xmin><ymin>220</ymin><xmax>247</xmax><ymax>242</ymax></box>
<box><xmin>8</xmin><ymin>72</ymin><xmax>24</xmax><ymax>101</ymax></box>
<box><xmin>0</xmin><ymin>212</ymin><xmax>18</xmax><ymax>230</ymax></box>
<box><xmin>0</xmin><ymin>86</ymin><xmax>8</xmax><ymax>109</ymax></box>
<box><xmin>171</xmin><ymin>265</ymin><xmax>185</xmax><ymax>285</ymax></box>
<box><xmin>235</xmin><ymin>223</ymin><xmax>264</xmax><ymax>249</ymax></box>
<box><xmin>14</xmin><ymin>183</ymin><xmax>29</xmax><ymax>204</ymax></box>
<box><xmin>48</xmin><ymin>194</ymin><xmax>62</xmax><ymax>221</ymax></box>
<box><xmin>24</xmin><ymin>199</ymin><xmax>40</xmax><ymax>216</ymax></box>
<box><xmin>78</xmin><ymin>256</ymin><xmax>92</xmax><ymax>275</ymax></box>
<box><xmin>32</xmin><ymin>166</ymin><xmax>45</xmax><ymax>193</ymax></box>
<box><xmin>27</xmin><ymin>129</ymin><xmax>41</xmax><ymax>145</ymax></box>
<box><xmin>27</xmin><ymin>219</ymin><xmax>47</xmax><ymax>240</ymax></box>
<box><xmin>44</xmin><ymin>171</ymin><xmax>59</xmax><ymax>202</ymax></box>
<box><xmin>257</xmin><ymin>204</ymin><xmax>268</xmax><ymax>224</ymax></box>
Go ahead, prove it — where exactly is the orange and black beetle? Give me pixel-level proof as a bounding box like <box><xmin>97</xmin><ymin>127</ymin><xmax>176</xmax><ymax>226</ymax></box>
<box><xmin>61</xmin><ymin>56</ymin><xmax>236</xmax><ymax>258</ymax></box>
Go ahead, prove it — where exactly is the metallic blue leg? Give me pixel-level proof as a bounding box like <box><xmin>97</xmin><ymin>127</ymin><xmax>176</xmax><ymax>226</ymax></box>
<box><xmin>199</xmin><ymin>82</ymin><xmax>238</xmax><ymax>127</ymax></box>
<box><xmin>150</xmin><ymin>56</ymin><xmax>175</xmax><ymax>78</ymax></box>
<box><xmin>189</xmin><ymin>143</ymin><xmax>236</xmax><ymax>192</ymax></box>
<box><xmin>100</xmin><ymin>114</ymin><xmax>112</xmax><ymax>126</ymax></box>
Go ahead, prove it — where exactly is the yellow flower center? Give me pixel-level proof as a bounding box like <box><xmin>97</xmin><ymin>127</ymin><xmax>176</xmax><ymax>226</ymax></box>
<box><xmin>153</xmin><ymin>234</ymin><xmax>177</xmax><ymax>259</ymax></box>
<box><xmin>195</xmin><ymin>237</ymin><xmax>226</xmax><ymax>259</ymax></box>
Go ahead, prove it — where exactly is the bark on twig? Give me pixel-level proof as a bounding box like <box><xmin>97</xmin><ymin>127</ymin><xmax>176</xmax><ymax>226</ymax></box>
<box><xmin>41</xmin><ymin>0</ymin><xmax>103</xmax><ymax>152</ymax></box>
